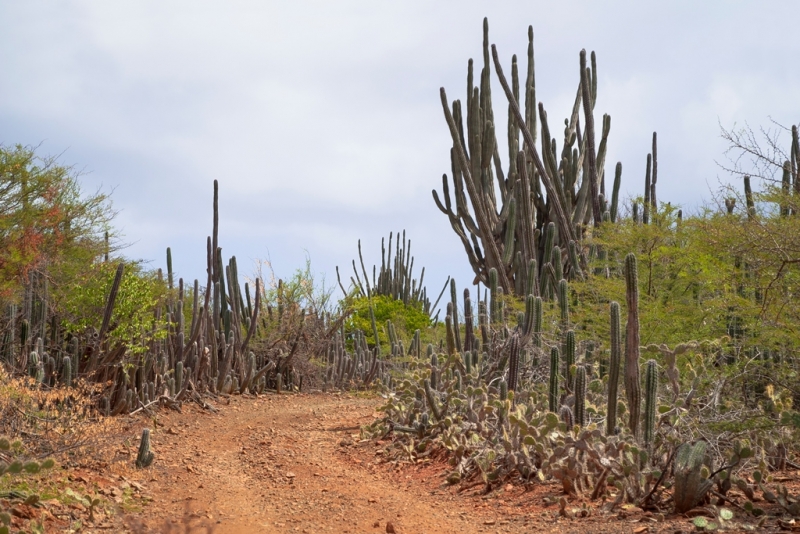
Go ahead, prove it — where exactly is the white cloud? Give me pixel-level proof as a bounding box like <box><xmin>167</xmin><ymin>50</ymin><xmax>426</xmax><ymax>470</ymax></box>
<box><xmin>2</xmin><ymin>1</ymin><xmax>800</xmax><ymax>294</ymax></box>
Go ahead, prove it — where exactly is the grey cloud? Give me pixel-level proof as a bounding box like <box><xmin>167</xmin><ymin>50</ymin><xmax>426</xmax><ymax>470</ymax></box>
<box><xmin>2</xmin><ymin>1</ymin><xmax>799</xmax><ymax>302</ymax></box>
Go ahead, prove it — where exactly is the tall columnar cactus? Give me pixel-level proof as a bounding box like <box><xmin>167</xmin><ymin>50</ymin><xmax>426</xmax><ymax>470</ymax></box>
<box><xmin>607</xmin><ymin>301</ymin><xmax>622</xmax><ymax>436</ymax></box>
<box><xmin>175</xmin><ymin>361</ymin><xmax>184</xmax><ymax>392</ymax></box>
<box><xmin>610</xmin><ymin>162</ymin><xmax>622</xmax><ymax>223</ymax></box>
<box><xmin>567</xmin><ymin>241</ymin><xmax>583</xmax><ymax>281</ymax></box>
<box><xmin>445</xmin><ymin>307</ymin><xmax>456</xmax><ymax>356</ymax></box>
<box><xmin>558</xmin><ymin>278</ymin><xmax>569</xmax><ymax>325</ymax></box>
<box><xmin>488</xmin><ymin>268</ymin><xmax>499</xmax><ymax>324</ymax></box>
<box><xmin>552</xmin><ymin>247</ymin><xmax>564</xmax><ymax>285</ymax></box>
<box><xmin>574</xmin><ymin>365</ymin><xmax>587</xmax><ymax>427</ymax></box>
<box><xmin>499</xmin><ymin>378</ymin><xmax>508</xmax><ymax>401</ymax></box>
<box><xmin>341</xmin><ymin>231</ymin><xmax>443</xmax><ymax>316</ymax></box>
<box><xmin>643</xmin><ymin>359</ymin><xmax>658</xmax><ymax>446</ymax></box>
<box><xmin>533</xmin><ymin>296</ymin><xmax>543</xmax><ymax>348</ymax></box>
<box><xmin>463</xmin><ymin>289</ymin><xmax>475</xmax><ymax>352</ymax></box>
<box><xmin>449</xmin><ymin>279</ymin><xmax>462</xmax><ymax>352</ymax></box>
<box><xmin>20</xmin><ymin>319</ymin><xmax>29</xmax><ymax>351</ymax></box>
<box><xmin>135</xmin><ymin>428</ymin><xmax>155</xmax><ymax>468</ymax></box>
<box><xmin>564</xmin><ymin>329</ymin><xmax>576</xmax><ymax>392</ymax></box>
<box><xmin>624</xmin><ymin>253</ymin><xmax>642</xmax><ymax>437</ymax></box>
<box><xmin>507</xmin><ymin>334</ymin><xmax>521</xmax><ymax>392</ymax></box>
<box><xmin>541</xmin><ymin>222</ymin><xmax>556</xmax><ymax>299</ymax></box>
<box><xmin>430</xmin><ymin>352</ymin><xmax>439</xmax><ymax>390</ymax></box>
<box><xmin>549</xmin><ymin>346</ymin><xmax>560</xmax><ymax>412</ymax></box>
<box><xmin>28</xmin><ymin>351</ymin><xmax>39</xmax><ymax>379</ymax></box>
<box><xmin>522</xmin><ymin>294</ymin><xmax>536</xmax><ymax>337</ymax></box>
<box><xmin>435</xmin><ymin>19</ymin><xmax>616</xmax><ymax>294</ymax></box>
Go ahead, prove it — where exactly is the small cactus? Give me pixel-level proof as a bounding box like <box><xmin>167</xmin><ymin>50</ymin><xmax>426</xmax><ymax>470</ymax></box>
<box><xmin>673</xmin><ymin>441</ymin><xmax>712</xmax><ymax>513</ymax></box>
<box><xmin>62</xmin><ymin>356</ymin><xmax>72</xmax><ymax>388</ymax></box>
<box><xmin>135</xmin><ymin>428</ymin><xmax>155</xmax><ymax>468</ymax></box>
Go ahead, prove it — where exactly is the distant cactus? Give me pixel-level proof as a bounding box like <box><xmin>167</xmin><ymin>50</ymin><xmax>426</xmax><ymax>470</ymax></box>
<box><xmin>135</xmin><ymin>428</ymin><xmax>155</xmax><ymax>468</ymax></box>
<box><xmin>175</xmin><ymin>361</ymin><xmax>184</xmax><ymax>392</ymax></box>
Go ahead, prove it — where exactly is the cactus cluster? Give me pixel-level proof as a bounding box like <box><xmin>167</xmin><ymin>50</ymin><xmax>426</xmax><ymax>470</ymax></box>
<box><xmin>434</xmin><ymin>18</ymin><xmax>622</xmax><ymax>297</ymax></box>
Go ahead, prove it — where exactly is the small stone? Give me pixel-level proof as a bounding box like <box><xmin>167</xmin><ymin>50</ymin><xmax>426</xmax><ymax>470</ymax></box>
<box><xmin>373</xmin><ymin>521</ymin><xmax>380</xmax><ymax>528</ymax></box>
<box><xmin>484</xmin><ymin>519</ymin><xmax>496</xmax><ymax>525</ymax></box>
<box><xmin>285</xmin><ymin>472</ymin><xmax>296</xmax><ymax>478</ymax></box>
<box><xmin>385</xmin><ymin>522</ymin><xmax>396</xmax><ymax>533</ymax></box>
<box><xmin>504</xmin><ymin>483</ymin><xmax>514</xmax><ymax>492</ymax></box>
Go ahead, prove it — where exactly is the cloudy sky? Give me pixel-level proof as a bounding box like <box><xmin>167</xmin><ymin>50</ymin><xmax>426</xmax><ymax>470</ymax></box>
<box><xmin>2</xmin><ymin>1</ymin><xmax>799</xmax><ymax>306</ymax></box>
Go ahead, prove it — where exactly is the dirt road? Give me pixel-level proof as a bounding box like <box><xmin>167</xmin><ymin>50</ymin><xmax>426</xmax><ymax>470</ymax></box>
<box><xmin>128</xmin><ymin>392</ymin><xmax>489</xmax><ymax>533</ymax></box>
<box><xmin>122</xmin><ymin>392</ymin><xmax>707</xmax><ymax>534</ymax></box>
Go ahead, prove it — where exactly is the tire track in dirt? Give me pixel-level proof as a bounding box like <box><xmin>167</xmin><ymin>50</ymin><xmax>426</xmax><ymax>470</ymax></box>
<box><xmin>130</xmin><ymin>392</ymin><xmax>482</xmax><ymax>533</ymax></box>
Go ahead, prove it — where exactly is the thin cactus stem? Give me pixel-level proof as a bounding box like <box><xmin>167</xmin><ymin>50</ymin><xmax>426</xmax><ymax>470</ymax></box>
<box><xmin>574</xmin><ymin>365</ymin><xmax>587</xmax><ymax>427</ymax></box>
<box><xmin>643</xmin><ymin>359</ymin><xmax>658</xmax><ymax>446</ymax></box>
<box><xmin>564</xmin><ymin>329</ymin><xmax>576</xmax><ymax>392</ymax></box>
<box><xmin>558</xmin><ymin>278</ymin><xmax>569</xmax><ymax>325</ymax></box>
<box><xmin>507</xmin><ymin>334</ymin><xmax>520</xmax><ymax>392</ymax></box>
<box><xmin>549</xmin><ymin>346</ymin><xmax>560</xmax><ymax>412</ymax></box>
<box><xmin>607</xmin><ymin>301</ymin><xmax>622</xmax><ymax>436</ymax></box>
